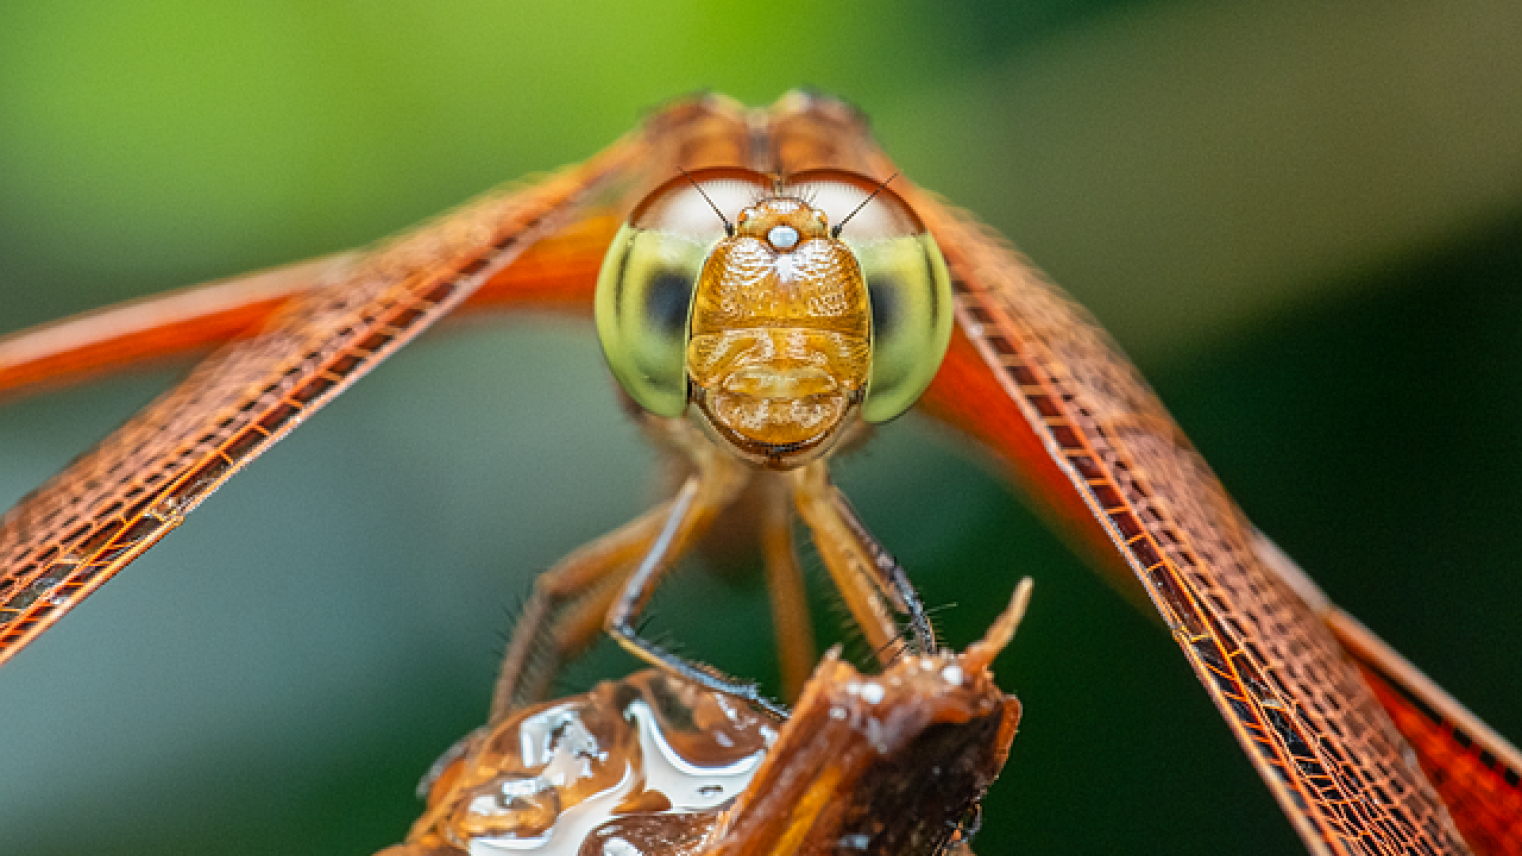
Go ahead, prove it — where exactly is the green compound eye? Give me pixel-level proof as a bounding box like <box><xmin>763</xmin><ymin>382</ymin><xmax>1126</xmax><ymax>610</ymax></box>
<box><xmin>786</xmin><ymin>170</ymin><xmax>953</xmax><ymax>424</ymax></box>
<box><xmin>595</xmin><ymin>168</ymin><xmax>952</xmax><ymax>426</ymax></box>
<box><xmin>595</xmin><ymin>169</ymin><xmax>772</xmax><ymax>417</ymax></box>
<box><xmin>853</xmin><ymin>230</ymin><xmax>952</xmax><ymax>423</ymax></box>
<box><xmin>594</xmin><ymin>223</ymin><xmax>707</xmax><ymax>417</ymax></box>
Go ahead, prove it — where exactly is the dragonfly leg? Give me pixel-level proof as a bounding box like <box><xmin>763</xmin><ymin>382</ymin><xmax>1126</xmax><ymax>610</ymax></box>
<box><xmin>606</xmin><ymin>445</ymin><xmax>786</xmax><ymax>718</ymax></box>
<box><xmin>790</xmin><ymin>461</ymin><xmax>938</xmax><ymax>664</ymax></box>
<box><xmin>490</xmin><ymin>498</ymin><xmax>678</xmax><ymax>720</ymax></box>
<box><xmin>758</xmin><ymin>479</ymin><xmax>816</xmax><ymax>702</ymax></box>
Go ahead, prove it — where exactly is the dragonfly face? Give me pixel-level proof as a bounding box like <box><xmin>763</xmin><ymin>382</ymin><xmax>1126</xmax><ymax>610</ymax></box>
<box><xmin>686</xmin><ymin>190</ymin><xmax>871</xmax><ymax>464</ymax></box>
<box><xmin>595</xmin><ymin>167</ymin><xmax>952</xmax><ymax>468</ymax></box>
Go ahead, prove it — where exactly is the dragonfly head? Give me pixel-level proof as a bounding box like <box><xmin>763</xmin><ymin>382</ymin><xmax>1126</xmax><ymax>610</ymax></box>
<box><xmin>595</xmin><ymin>168</ymin><xmax>953</xmax><ymax>469</ymax></box>
<box><xmin>684</xmin><ymin>193</ymin><xmax>870</xmax><ymax>466</ymax></box>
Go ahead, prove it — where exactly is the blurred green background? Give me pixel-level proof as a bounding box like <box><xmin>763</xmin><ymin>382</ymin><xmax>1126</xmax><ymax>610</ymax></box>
<box><xmin>1</xmin><ymin>1</ymin><xmax>1519</xmax><ymax>853</ymax></box>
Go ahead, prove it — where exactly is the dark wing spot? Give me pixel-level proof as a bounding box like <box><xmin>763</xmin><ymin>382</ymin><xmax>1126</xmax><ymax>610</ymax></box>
<box><xmin>645</xmin><ymin>269</ymin><xmax>696</xmax><ymax>336</ymax></box>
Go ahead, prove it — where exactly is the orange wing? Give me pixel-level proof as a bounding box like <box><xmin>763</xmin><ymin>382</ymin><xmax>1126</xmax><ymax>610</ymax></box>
<box><xmin>900</xmin><ymin>190</ymin><xmax>1478</xmax><ymax>852</ymax></box>
<box><xmin>0</xmin><ymin>92</ymin><xmax>769</xmax><ymax>671</ymax></box>
<box><xmin>0</xmin><ymin>214</ymin><xmax>621</xmax><ymax>404</ymax></box>
<box><xmin>0</xmin><ymin>135</ymin><xmax>651</xmax><ymax>669</ymax></box>
<box><xmin>1329</xmin><ymin>608</ymin><xmax>1522</xmax><ymax>853</ymax></box>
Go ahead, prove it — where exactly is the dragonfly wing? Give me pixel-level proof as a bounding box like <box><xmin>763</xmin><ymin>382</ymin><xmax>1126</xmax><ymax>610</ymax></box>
<box><xmin>0</xmin><ymin>254</ymin><xmax>354</xmax><ymax>401</ymax></box>
<box><xmin>0</xmin><ymin>91</ymin><xmax>770</xmax><ymax>672</ymax></box>
<box><xmin>1259</xmin><ymin>524</ymin><xmax>1522</xmax><ymax>852</ymax></box>
<box><xmin>0</xmin><ymin>134</ymin><xmax>652</xmax><ymax>669</ymax></box>
<box><xmin>0</xmin><ymin>212</ymin><xmax>623</xmax><ymax>403</ymax></box>
<box><xmin>903</xmin><ymin>192</ymin><xmax>1473</xmax><ymax>854</ymax></box>
<box><xmin>1327</xmin><ymin>604</ymin><xmax>1522</xmax><ymax>854</ymax></box>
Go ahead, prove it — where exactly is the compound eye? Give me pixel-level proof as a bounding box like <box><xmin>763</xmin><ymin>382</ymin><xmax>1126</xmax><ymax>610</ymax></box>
<box><xmin>594</xmin><ymin>168</ymin><xmax>772</xmax><ymax>417</ymax></box>
<box><xmin>786</xmin><ymin>170</ymin><xmax>953</xmax><ymax>424</ymax></box>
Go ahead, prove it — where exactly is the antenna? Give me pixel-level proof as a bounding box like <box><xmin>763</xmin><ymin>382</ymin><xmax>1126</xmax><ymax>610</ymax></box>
<box><xmin>680</xmin><ymin>168</ymin><xmax>734</xmax><ymax>237</ymax></box>
<box><xmin>832</xmin><ymin>172</ymin><xmax>898</xmax><ymax>239</ymax></box>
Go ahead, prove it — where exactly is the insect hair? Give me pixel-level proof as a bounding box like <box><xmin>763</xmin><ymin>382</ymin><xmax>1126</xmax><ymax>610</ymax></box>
<box><xmin>770</xmin><ymin>173</ymin><xmax>820</xmax><ymax>209</ymax></box>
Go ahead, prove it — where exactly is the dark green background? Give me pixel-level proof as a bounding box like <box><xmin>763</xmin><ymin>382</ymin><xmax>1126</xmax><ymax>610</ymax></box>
<box><xmin>1</xmin><ymin>2</ymin><xmax>1519</xmax><ymax>853</ymax></box>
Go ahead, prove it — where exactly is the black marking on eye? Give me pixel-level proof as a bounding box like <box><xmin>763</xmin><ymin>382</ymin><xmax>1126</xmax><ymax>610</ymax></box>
<box><xmin>646</xmin><ymin>268</ymin><xmax>695</xmax><ymax>336</ymax></box>
<box><xmin>868</xmin><ymin>275</ymin><xmax>899</xmax><ymax>339</ymax></box>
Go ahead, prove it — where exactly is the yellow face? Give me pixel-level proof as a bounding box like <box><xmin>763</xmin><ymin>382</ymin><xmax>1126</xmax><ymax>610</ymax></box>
<box><xmin>595</xmin><ymin>168</ymin><xmax>952</xmax><ymax>469</ymax></box>
<box><xmin>686</xmin><ymin>196</ymin><xmax>871</xmax><ymax>464</ymax></box>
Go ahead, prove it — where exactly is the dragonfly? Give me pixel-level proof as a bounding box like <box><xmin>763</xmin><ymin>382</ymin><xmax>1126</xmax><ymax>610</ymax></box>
<box><xmin>1</xmin><ymin>92</ymin><xmax>1518</xmax><ymax>854</ymax></box>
